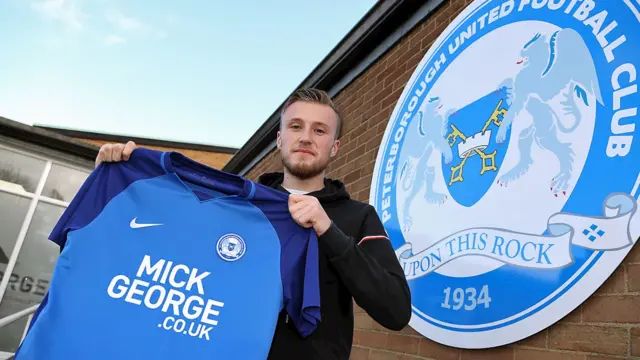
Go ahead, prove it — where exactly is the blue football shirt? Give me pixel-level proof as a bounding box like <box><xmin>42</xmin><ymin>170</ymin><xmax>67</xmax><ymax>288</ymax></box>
<box><xmin>15</xmin><ymin>148</ymin><xmax>321</xmax><ymax>360</ymax></box>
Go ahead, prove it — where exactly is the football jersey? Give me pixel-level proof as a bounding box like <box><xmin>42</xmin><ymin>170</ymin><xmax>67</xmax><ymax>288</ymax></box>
<box><xmin>15</xmin><ymin>148</ymin><xmax>321</xmax><ymax>360</ymax></box>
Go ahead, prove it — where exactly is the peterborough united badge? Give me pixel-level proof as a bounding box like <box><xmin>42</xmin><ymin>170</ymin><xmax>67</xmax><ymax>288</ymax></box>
<box><xmin>370</xmin><ymin>0</ymin><xmax>640</xmax><ymax>349</ymax></box>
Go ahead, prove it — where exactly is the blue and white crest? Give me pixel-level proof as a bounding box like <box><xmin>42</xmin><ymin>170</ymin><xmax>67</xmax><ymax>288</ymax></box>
<box><xmin>216</xmin><ymin>233</ymin><xmax>246</xmax><ymax>262</ymax></box>
<box><xmin>370</xmin><ymin>0</ymin><xmax>640</xmax><ymax>349</ymax></box>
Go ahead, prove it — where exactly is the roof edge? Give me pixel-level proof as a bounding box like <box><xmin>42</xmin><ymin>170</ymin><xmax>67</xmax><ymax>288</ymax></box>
<box><xmin>0</xmin><ymin>117</ymin><xmax>100</xmax><ymax>161</ymax></box>
<box><xmin>34</xmin><ymin>125</ymin><xmax>239</xmax><ymax>155</ymax></box>
<box><xmin>222</xmin><ymin>0</ymin><xmax>441</xmax><ymax>175</ymax></box>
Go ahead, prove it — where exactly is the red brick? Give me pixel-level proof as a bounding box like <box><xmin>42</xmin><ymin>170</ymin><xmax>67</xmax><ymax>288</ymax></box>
<box><xmin>349</xmin><ymin>121</ymin><xmax>370</xmax><ymax>143</ymax></box>
<box><xmin>460</xmin><ymin>347</ymin><xmax>514</xmax><ymax>360</ymax></box>
<box><xmin>421</xmin><ymin>21</ymin><xmax>449</xmax><ymax>50</ymax></box>
<box><xmin>594</xmin><ymin>265</ymin><xmax>626</xmax><ymax>295</ymax></box>
<box><xmin>363</xmin><ymin>82</ymin><xmax>385</xmax><ymax>106</ymax></box>
<box><xmin>353</xmin><ymin>149</ymin><xmax>376</xmax><ymax>170</ymax></box>
<box><xmin>418</xmin><ymin>338</ymin><xmax>460</xmax><ymax>360</ymax></box>
<box><xmin>380</xmin><ymin>86</ymin><xmax>404</xmax><ymax>110</ymax></box>
<box><xmin>560</xmin><ymin>306</ymin><xmax>582</xmax><ymax>324</ymax></box>
<box><xmin>364</xmin><ymin>133</ymin><xmax>385</xmax><ymax>153</ymax></box>
<box><xmin>358</xmin><ymin>330</ymin><xmax>389</xmax><ymax>350</ymax></box>
<box><xmin>549</xmin><ymin>324</ymin><xmax>628</xmax><ymax>355</ymax></box>
<box><xmin>384</xmin><ymin>45</ymin><xmax>409</xmax><ymax>71</ymax></box>
<box><xmin>392</xmin><ymin>70</ymin><xmax>414</xmax><ymax>92</ymax></box>
<box><xmin>344</xmin><ymin>168</ymin><xmax>362</xmax><ymax>185</ymax></box>
<box><xmin>629</xmin><ymin>264</ymin><xmax>640</xmax><ymax>292</ymax></box>
<box><xmin>386</xmin><ymin>334</ymin><xmax>420</xmax><ymax>355</ymax></box>
<box><xmin>515</xmin><ymin>348</ymin><xmax>585</xmax><ymax>360</ymax></box>
<box><xmin>514</xmin><ymin>328</ymin><xmax>548</xmax><ymax>347</ymax></box>
<box><xmin>632</xmin><ymin>328</ymin><xmax>640</xmax><ymax>356</ymax></box>
<box><xmin>350</xmin><ymin>346</ymin><xmax>370</xmax><ymax>360</ymax></box>
<box><xmin>399</xmin><ymin>355</ymin><xmax>425</xmax><ymax>360</ymax></box>
<box><xmin>369</xmin><ymin>350</ymin><xmax>402</xmax><ymax>360</ymax></box>
<box><xmin>351</xmin><ymin>174</ymin><xmax>373</xmax><ymax>194</ymax></box>
<box><xmin>625</xmin><ymin>242</ymin><xmax>640</xmax><ymax>264</ymax></box>
<box><xmin>582</xmin><ymin>296</ymin><xmax>640</xmax><ymax>323</ymax></box>
<box><xmin>361</xmin><ymin>161</ymin><xmax>376</xmax><ymax>178</ymax></box>
<box><xmin>355</xmin><ymin>312</ymin><xmax>374</xmax><ymax>330</ymax></box>
<box><xmin>403</xmin><ymin>50</ymin><xmax>426</xmax><ymax>74</ymax></box>
<box><xmin>384</xmin><ymin>63</ymin><xmax>408</xmax><ymax>89</ymax></box>
<box><xmin>432</xmin><ymin>2</ymin><xmax>453</xmax><ymax>28</ymax></box>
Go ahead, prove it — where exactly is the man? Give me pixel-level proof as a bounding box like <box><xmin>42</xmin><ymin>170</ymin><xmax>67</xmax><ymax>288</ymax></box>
<box><xmin>94</xmin><ymin>88</ymin><xmax>412</xmax><ymax>359</ymax></box>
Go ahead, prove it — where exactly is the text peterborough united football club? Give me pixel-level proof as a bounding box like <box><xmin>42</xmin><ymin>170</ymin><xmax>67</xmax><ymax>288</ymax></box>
<box><xmin>379</xmin><ymin>0</ymin><xmax>636</xmax><ymax>227</ymax></box>
<box><xmin>106</xmin><ymin>255</ymin><xmax>223</xmax><ymax>340</ymax></box>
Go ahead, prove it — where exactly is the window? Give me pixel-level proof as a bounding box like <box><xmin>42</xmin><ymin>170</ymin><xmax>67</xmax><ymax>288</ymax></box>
<box><xmin>0</xmin><ymin>144</ymin><xmax>91</xmax><ymax>353</ymax></box>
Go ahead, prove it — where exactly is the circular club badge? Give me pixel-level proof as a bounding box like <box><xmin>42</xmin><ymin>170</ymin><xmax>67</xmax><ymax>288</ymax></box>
<box><xmin>370</xmin><ymin>0</ymin><xmax>640</xmax><ymax>349</ymax></box>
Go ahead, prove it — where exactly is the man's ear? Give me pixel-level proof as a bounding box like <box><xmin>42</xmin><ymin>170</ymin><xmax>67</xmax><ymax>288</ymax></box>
<box><xmin>330</xmin><ymin>139</ymin><xmax>340</xmax><ymax>158</ymax></box>
<box><xmin>276</xmin><ymin>131</ymin><xmax>282</xmax><ymax>149</ymax></box>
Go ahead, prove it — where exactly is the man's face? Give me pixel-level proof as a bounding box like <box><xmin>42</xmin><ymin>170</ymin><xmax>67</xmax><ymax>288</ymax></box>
<box><xmin>277</xmin><ymin>101</ymin><xmax>340</xmax><ymax>179</ymax></box>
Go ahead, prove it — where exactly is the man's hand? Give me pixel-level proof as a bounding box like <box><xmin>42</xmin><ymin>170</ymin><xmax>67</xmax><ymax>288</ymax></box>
<box><xmin>95</xmin><ymin>141</ymin><xmax>137</xmax><ymax>168</ymax></box>
<box><xmin>288</xmin><ymin>194</ymin><xmax>332</xmax><ymax>236</ymax></box>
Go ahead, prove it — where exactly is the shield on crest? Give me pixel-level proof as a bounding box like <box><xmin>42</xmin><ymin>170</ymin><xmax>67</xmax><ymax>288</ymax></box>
<box><xmin>441</xmin><ymin>88</ymin><xmax>512</xmax><ymax>207</ymax></box>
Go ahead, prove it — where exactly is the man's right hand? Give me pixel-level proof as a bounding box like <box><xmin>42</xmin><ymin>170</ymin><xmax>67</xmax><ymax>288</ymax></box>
<box><xmin>95</xmin><ymin>141</ymin><xmax>138</xmax><ymax>168</ymax></box>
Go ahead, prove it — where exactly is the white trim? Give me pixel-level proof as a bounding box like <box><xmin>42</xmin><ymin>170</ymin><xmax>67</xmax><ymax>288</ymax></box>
<box><xmin>37</xmin><ymin>196</ymin><xmax>70</xmax><ymax>208</ymax></box>
<box><xmin>0</xmin><ymin>304</ymin><xmax>39</xmax><ymax>329</ymax></box>
<box><xmin>0</xmin><ymin>161</ymin><xmax>52</xmax><ymax>303</ymax></box>
<box><xmin>0</xmin><ymin>186</ymin><xmax>34</xmax><ymax>199</ymax></box>
<box><xmin>21</xmin><ymin>312</ymin><xmax>34</xmax><ymax>342</ymax></box>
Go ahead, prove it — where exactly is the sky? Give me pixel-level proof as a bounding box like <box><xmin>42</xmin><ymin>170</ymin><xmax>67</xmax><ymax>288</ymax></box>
<box><xmin>0</xmin><ymin>0</ymin><xmax>376</xmax><ymax>149</ymax></box>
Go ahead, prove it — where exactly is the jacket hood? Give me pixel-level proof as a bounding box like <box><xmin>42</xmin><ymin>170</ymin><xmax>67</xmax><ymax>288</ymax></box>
<box><xmin>257</xmin><ymin>172</ymin><xmax>350</xmax><ymax>203</ymax></box>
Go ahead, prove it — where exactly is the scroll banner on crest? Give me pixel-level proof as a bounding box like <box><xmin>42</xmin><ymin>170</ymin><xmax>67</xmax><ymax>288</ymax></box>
<box><xmin>396</xmin><ymin>192</ymin><xmax>637</xmax><ymax>280</ymax></box>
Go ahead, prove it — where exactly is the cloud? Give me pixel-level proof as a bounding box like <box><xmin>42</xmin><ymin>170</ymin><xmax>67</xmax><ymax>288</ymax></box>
<box><xmin>105</xmin><ymin>10</ymin><xmax>142</xmax><ymax>32</ymax></box>
<box><xmin>30</xmin><ymin>0</ymin><xmax>86</xmax><ymax>30</ymax></box>
<box><xmin>105</xmin><ymin>34</ymin><xmax>126</xmax><ymax>46</ymax></box>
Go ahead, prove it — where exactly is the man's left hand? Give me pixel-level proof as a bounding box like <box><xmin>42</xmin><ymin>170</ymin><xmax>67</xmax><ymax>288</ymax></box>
<box><xmin>288</xmin><ymin>194</ymin><xmax>332</xmax><ymax>236</ymax></box>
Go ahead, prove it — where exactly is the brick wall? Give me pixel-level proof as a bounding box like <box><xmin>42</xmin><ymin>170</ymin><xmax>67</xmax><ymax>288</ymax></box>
<box><xmin>75</xmin><ymin>138</ymin><xmax>234</xmax><ymax>169</ymax></box>
<box><xmin>244</xmin><ymin>0</ymin><xmax>640</xmax><ymax>358</ymax></box>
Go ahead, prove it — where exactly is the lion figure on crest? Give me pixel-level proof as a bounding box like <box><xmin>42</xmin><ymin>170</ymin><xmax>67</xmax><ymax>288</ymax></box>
<box><xmin>398</xmin><ymin>96</ymin><xmax>454</xmax><ymax>232</ymax></box>
<box><xmin>495</xmin><ymin>28</ymin><xmax>603</xmax><ymax>195</ymax></box>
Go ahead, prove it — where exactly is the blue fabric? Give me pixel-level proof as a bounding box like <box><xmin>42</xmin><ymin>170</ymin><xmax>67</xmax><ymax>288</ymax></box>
<box><xmin>15</xmin><ymin>148</ymin><xmax>320</xmax><ymax>360</ymax></box>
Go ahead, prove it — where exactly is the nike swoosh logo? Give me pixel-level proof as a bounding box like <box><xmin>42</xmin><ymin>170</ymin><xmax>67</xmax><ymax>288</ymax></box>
<box><xmin>130</xmin><ymin>217</ymin><xmax>163</xmax><ymax>229</ymax></box>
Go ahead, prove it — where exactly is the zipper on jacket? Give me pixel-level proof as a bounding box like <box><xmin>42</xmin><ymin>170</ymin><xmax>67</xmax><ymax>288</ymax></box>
<box><xmin>285</xmin><ymin>314</ymin><xmax>289</xmax><ymax>323</ymax></box>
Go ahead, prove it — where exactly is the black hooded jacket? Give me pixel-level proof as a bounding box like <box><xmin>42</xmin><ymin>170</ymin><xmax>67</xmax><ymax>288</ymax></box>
<box><xmin>259</xmin><ymin>172</ymin><xmax>412</xmax><ymax>360</ymax></box>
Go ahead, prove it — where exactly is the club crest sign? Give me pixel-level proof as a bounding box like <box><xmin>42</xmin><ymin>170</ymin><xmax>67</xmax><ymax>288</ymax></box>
<box><xmin>370</xmin><ymin>0</ymin><xmax>640</xmax><ymax>349</ymax></box>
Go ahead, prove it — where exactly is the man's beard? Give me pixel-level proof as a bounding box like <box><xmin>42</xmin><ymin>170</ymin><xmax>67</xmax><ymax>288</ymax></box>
<box><xmin>281</xmin><ymin>154</ymin><xmax>327</xmax><ymax>180</ymax></box>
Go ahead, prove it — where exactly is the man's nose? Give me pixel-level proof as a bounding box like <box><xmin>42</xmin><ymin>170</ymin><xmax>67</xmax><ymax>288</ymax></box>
<box><xmin>299</xmin><ymin>128</ymin><xmax>313</xmax><ymax>143</ymax></box>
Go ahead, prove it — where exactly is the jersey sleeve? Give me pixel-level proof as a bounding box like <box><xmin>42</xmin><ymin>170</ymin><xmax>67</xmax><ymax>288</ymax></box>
<box><xmin>280</xmin><ymin>225</ymin><xmax>321</xmax><ymax>337</ymax></box>
<box><xmin>248</xmin><ymin>187</ymin><xmax>321</xmax><ymax>338</ymax></box>
<box><xmin>49</xmin><ymin>148</ymin><xmax>167</xmax><ymax>249</ymax></box>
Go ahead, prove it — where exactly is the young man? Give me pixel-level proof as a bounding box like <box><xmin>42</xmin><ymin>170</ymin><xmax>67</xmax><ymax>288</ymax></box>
<box><xmin>94</xmin><ymin>88</ymin><xmax>412</xmax><ymax>359</ymax></box>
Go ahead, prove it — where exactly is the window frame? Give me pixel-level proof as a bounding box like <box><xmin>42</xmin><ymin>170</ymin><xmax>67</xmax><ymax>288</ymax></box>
<box><xmin>0</xmin><ymin>141</ymin><xmax>94</xmax><ymax>351</ymax></box>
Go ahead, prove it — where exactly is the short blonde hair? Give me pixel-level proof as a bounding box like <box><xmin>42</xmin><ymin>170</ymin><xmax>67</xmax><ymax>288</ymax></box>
<box><xmin>280</xmin><ymin>88</ymin><xmax>343</xmax><ymax>139</ymax></box>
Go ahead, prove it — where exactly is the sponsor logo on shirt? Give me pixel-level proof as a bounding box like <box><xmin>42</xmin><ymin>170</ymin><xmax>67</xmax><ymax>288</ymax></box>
<box><xmin>106</xmin><ymin>255</ymin><xmax>224</xmax><ymax>341</ymax></box>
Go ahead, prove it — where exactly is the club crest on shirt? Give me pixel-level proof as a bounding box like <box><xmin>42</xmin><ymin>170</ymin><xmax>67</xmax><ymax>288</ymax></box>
<box><xmin>369</xmin><ymin>0</ymin><xmax>640</xmax><ymax>350</ymax></box>
<box><xmin>216</xmin><ymin>234</ymin><xmax>246</xmax><ymax>262</ymax></box>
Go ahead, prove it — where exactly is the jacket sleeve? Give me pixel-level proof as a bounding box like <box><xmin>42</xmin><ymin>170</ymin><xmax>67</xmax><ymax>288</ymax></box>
<box><xmin>317</xmin><ymin>205</ymin><xmax>411</xmax><ymax>331</ymax></box>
